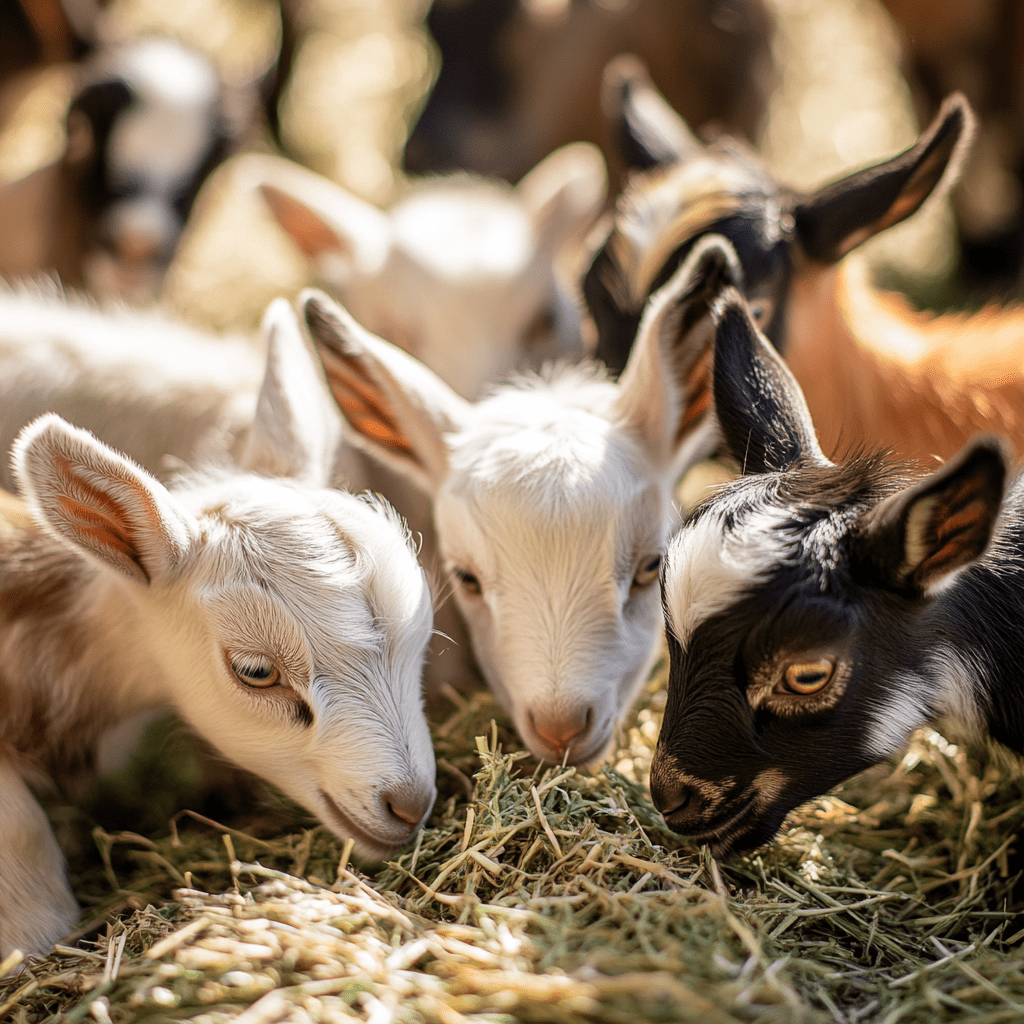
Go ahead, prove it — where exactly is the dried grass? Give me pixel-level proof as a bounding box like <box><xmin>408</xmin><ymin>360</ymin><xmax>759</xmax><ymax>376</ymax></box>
<box><xmin>4</xmin><ymin>663</ymin><xmax>1024</xmax><ymax>1024</ymax></box>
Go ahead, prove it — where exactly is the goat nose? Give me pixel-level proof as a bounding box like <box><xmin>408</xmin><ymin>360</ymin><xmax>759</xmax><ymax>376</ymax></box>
<box><xmin>383</xmin><ymin>785</ymin><xmax>435</xmax><ymax>829</ymax></box>
<box><xmin>528</xmin><ymin>705</ymin><xmax>593</xmax><ymax>758</ymax></box>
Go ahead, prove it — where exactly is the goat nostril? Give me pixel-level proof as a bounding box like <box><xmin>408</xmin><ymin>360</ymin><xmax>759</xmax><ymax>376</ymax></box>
<box><xmin>662</xmin><ymin>787</ymin><xmax>693</xmax><ymax>818</ymax></box>
<box><xmin>384</xmin><ymin>788</ymin><xmax>434</xmax><ymax>829</ymax></box>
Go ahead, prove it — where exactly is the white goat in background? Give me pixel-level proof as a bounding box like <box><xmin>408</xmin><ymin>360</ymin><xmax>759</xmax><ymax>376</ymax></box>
<box><xmin>0</xmin><ymin>286</ymin><xmax>264</xmax><ymax>491</ymax></box>
<box><xmin>0</xmin><ymin>302</ymin><xmax>436</xmax><ymax>966</ymax></box>
<box><xmin>240</xmin><ymin>141</ymin><xmax>607</xmax><ymax>399</ymax></box>
<box><xmin>299</xmin><ymin>238</ymin><xmax>739</xmax><ymax>765</ymax></box>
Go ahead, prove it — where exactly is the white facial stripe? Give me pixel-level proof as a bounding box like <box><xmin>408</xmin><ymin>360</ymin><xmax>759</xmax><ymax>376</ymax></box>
<box><xmin>927</xmin><ymin>647</ymin><xmax>986</xmax><ymax>738</ymax></box>
<box><xmin>866</xmin><ymin>674</ymin><xmax>931</xmax><ymax>759</ymax></box>
<box><xmin>664</xmin><ymin>495</ymin><xmax>794</xmax><ymax>650</ymax></box>
<box><xmin>867</xmin><ymin>648</ymin><xmax>985</xmax><ymax>760</ymax></box>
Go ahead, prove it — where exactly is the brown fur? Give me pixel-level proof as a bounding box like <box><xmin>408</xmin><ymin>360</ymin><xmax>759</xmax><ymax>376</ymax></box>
<box><xmin>0</xmin><ymin>513</ymin><xmax>118</xmax><ymax>787</ymax></box>
<box><xmin>786</xmin><ymin>260</ymin><xmax>1024</xmax><ymax>466</ymax></box>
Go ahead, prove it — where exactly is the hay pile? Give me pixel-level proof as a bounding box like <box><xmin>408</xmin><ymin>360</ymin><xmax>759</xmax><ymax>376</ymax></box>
<box><xmin>4</xmin><ymin>669</ymin><xmax>1024</xmax><ymax>1024</ymax></box>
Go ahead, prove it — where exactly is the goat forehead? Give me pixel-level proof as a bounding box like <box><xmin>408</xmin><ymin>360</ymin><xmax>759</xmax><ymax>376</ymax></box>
<box><xmin>448</xmin><ymin>409</ymin><xmax>655</xmax><ymax>520</ymax></box>
<box><xmin>189</xmin><ymin>481</ymin><xmax>419</xmax><ymax>602</ymax></box>
<box><xmin>667</xmin><ymin>480</ymin><xmax>851</xmax><ymax>633</ymax></box>
<box><xmin>665</xmin><ymin>495</ymin><xmax>791</xmax><ymax>651</ymax></box>
<box><xmin>392</xmin><ymin>189</ymin><xmax>533</xmax><ymax>279</ymax></box>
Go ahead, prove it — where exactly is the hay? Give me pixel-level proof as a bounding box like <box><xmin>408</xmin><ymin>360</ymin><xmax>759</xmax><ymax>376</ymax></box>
<box><xmin>4</xmin><ymin>666</ymin><xmax>1024</xmax><ymax>1024</ymax></box>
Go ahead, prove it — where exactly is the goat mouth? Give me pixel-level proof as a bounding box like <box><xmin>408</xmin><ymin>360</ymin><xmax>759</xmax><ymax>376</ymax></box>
<box><xmin>317</xmin><ymin>789</ymin><xmax>407</xmax><ymax>858</ymax></box>
<box><xmin>664</xmin><ymin>789</ymin><xmax>758</xmax><ymax>847</ymax></box>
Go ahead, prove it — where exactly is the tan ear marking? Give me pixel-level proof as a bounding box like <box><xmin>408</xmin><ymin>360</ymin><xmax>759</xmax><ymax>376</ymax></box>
<box><xmin>677</xmin><ymin>344</ymin><xmax>713</xmax><ymax>443</ymax></box>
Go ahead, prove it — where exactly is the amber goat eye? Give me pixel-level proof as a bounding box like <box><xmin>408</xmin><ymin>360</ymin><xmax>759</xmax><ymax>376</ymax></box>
<box><xmin>453</xmin><ymin>567</ymin><xmax>482</xmax><ymax>595</ymax></box>
<box><xmin>782</xmin><ymin>658</ymin><xmax>835</xmax><ymax>694</ymax></box>
<box><xmin>633</xmin><ymin>554</ymin><xmax>663</xmax><ymax>588</ymax></box>
<box><xmin>231</xmin><ymin>656</ymin><xmax>281</xmax><ymax>688</ymax></box>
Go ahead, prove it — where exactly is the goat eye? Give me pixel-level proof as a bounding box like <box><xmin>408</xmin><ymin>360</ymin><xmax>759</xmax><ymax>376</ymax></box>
<box><xmin>230</xmin><ymin>655</ymin><xmax>281</xmax><ymax>689</ymax></box>
<box><xmin>633</xmin><ymin>554</ymin><xmax>663</xmax><ymax>588</ymax></box>
<box><xmin>781</xmin><ymin>657</ymin><xmax>835</xmax><ymax>695</ymax></box>
<box><xmin>749</xmin><ymin>299</ymin><xmax>772</xmax><ymax>324</ymax></box>
<box><xmin>453</xmin><ymin>567</ymin><xmax>482</xmax><ymax>595</ymax></box>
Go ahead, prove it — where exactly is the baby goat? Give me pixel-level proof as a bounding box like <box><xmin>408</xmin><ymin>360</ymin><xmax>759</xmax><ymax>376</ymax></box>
<box><xmin>0</xmin><ymin>302</ymin><xmax>435</xmax><ymax>964</ymax></box>
<box><xmin>249</xmin><ymin>142</ymin><xmax>606</xmax><ymax>399</ymax></box>
<box><xmin>0</xmin><ymin>36</ymin><xmax>261</xmax><ymax>302</ymax></box>
<box><xmin>584</xmin><ymin>61</ymin><xmax>1024</xmax><ymax>469</ymax></box>
<box><xmin>299</xmin><ymin>238</ymin><xmax>737</xmax><ymax>765</ymax></box>
<box><xmin>651</xmin><ymin>289</ymin><xmax>1014</xmax><ymax>854</ymax></box>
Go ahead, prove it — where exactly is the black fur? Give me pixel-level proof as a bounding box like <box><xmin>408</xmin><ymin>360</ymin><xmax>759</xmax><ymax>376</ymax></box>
<box><xmin>65</xmin><ymin>41</ymin><xmax>238</xmax><ymax>268</ymax></box>
<box><xmin>651</xmin><ymin>289</ymin><xmax>1013</xmax><ymax>856</ymax></box>
<box><xmin>585</xmin><ymin>68</ymin><xmax>970</xmax><ymax>375</ymax></box>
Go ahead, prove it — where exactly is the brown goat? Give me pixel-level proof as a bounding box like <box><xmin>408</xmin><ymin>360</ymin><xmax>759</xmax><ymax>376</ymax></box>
<box><xmin>584</xmin><ymin>60</ymin><xmax>1024</xmax><ymax>469</ymax></box>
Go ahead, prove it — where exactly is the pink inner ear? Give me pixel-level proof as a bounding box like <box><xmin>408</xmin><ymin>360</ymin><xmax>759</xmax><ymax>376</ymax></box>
<box><xmin>676</xmin><ymin>344</ymin><xmax>712</xmax><ymax>444</ymax></box>
<box><xmin>321</xmin><ymin>353</ymin><xmax>418</xmax><ymax>459</ymax></box>
<box><xmin>54</xmin><ymin>457</ymin><xmax>150</xmax><ymax>582</ymax></box>
<box><xmin>261</xmin><ymin>186</ymin><xmax>345</xmax><ymax>258</ymax></box>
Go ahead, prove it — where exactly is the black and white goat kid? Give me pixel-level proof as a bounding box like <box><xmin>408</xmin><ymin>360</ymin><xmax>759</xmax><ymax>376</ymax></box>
<box><xmin>650</xmin><ymin>289</ymin><xmax>1015</xmax><ymax>855</ymax></box>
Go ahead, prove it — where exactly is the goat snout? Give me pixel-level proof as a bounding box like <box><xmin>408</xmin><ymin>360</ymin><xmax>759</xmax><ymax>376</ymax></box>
<box><xmin>527</xmin><ymin>704</ymin><xmax>595</xmax><ymax>762</ymax></box>
<box><xmin>382</xmin><ymin>783</ymin><xmax>436</xmax><ymax>831</ymax></box>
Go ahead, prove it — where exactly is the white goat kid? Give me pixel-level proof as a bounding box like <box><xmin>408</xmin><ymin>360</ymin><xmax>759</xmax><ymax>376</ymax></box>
<box><xmin>300</xmin><ymin>238</ymin><xmax>738</xmax><ymax>765</ymax></box>
<box><xmin>248</xmin><ymin>142</ymin><xmax>607</xmax><ymax>398</ymax></box>
<box><xmin>0</xmin><ymin>303</ymin><xmax>436</xmax><ymax>966</ymax></box>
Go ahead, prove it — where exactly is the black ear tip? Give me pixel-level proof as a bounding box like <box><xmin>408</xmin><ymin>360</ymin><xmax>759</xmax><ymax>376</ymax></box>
<box><xmin>932</xmin><ymin>91</ymin><xmax>976</xmax><ymax>146</ymax></box>
<box><xmin>299</xmin><ymin>288</ymin><xmax>331</xmax><ymax>322</ymax></box>
<box><xmin>970</xmin><ymin>435</ymin><xmax>1010</xmax><ymax>477</ymax></box>
<box><xmin>940</xmin><ymin>91</ymin><xmax>971</xmax><ymax>124</ymax></box>
<box><xmin>601</xmin><ymin>54</ymin><xmax>651</xmax><ymax>112</ymax></box>
<box><xmin>299</xmin><ymin>290</ymin><xmax>354</xmax><ymax>355</ymax></box>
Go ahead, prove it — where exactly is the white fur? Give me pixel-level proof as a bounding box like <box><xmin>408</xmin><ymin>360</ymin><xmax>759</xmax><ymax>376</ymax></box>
<box><xmin>865</xmin><ymin>673</ymin><xmax>933</xmax><ymax>760</ymax></box>
<box><xmin>248</xmin><ymin>142</ymin><xmax>607</xmax><ymax>399</ymax></box>
<box><xmin>0</xmin><ymin>305</ymin><xmax>435</xmax><ymax>965</ymax></box>
<box><xmin>303</xmin><ymin>250</ymin><xmax>716</xmax><ymax>764</ymax></box>
<box><xmin>436</xmin><ymin>377</ymin><xmax>670</xmax><ymax>762</ymax></box>
<box><xmin>0</xmin><ymin>287</ymin><xmax>263</xmax><ymax>489</ymax></box>
<box><xmin>867</xmin><ymin>649</ymin><xmax>987</xmax><ymax>758</ymax></box>
<box><xmin>664</xmin><ymin>495</ymin><xmax>794</xmax><ymax>651</ymax></box>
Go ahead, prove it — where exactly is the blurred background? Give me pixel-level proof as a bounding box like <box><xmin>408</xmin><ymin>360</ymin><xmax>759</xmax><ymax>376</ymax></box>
<box><xmin>1</xmin><ymin>0</ymin><xmax>1021</xmax><ymax>337</ymax></box>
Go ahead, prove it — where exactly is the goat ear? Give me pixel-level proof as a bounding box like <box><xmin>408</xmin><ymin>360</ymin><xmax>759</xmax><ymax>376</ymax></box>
<box><xmin>250</xmin><ymin>156</ymin><xmax>392</xmax><ymax>283</ymax></box>
<box><xmin>301</xmin><ymin>290</ymin><xmax>470</xmax><ymax>494</ymax></box>
<box><xmin>615</xmin><ymin>235</ymin><xmax>741</xmax><ymax>471</ymax></box>
<box><xmin>239</xmin><ymin>298</ymin><xmax>342</xmax><ymax>486</ymax></box>
<box><xmin>711</xmin><ymin>291</ymin><xmax>827</xmax><ymax>473</ymax></box>
<box><xmin>794</xmin><ymin>93</ymin><xmax>974</xmax><ymax>264</ymax></box>
<box><xmin>859</xmin><ymin>438</ymin><xmax>1006</xmax><ymax>596</ymax></box>
<box><xmin>517</xmin><ymin>142</ymin><xmax>607</xmax><ymax>252</ymax></box>
<box><xmin>602</xmin><ymin>54</ymin><xmax>703</xmax><ymax>171</ymax></box>
<box><xmin>12</xmin><ymin>415</ymin><xmax>196</xmax><ymax>586</ymax></box>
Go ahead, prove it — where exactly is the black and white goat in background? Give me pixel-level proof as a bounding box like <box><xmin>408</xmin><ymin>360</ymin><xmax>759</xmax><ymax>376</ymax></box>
<box><xmin>650</xmin><ymin>288</ymin><xmax>1019</xmax><ymax>855</ymax></box>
